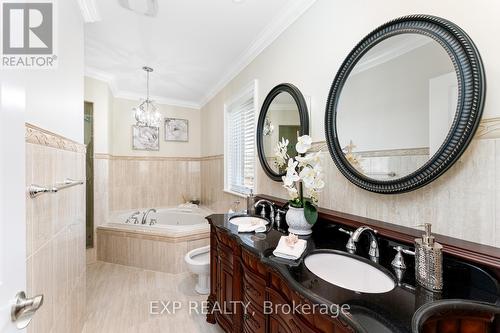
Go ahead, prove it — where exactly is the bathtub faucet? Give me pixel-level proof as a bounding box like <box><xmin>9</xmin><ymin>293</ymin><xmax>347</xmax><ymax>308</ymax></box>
<box><xmin>126</xmin><ymin>211</ymin><xmax>141</xmax><ymax>224</ymax></box>
<box><xmin>142</xmin><ymin>208</ymin><xmax>157</xmax><ymax>225</ymax></box>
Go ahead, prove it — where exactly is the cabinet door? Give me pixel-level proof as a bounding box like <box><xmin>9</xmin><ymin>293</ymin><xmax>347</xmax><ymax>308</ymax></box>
<box><xmin>217</xmin><ymin>260</ymin><xmax>234</xmax><ymax>326</ymax></box>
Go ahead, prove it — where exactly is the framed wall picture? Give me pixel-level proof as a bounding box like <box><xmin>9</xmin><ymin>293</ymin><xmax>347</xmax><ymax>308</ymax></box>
<box><xmin>164</xmin><ymin>118</ymin><xmax>189</xmax><ymax>142</ymax></box>
<box><xmin>132</xmin><ymin>125</ymin><xmax>160</xmax><ymax>151</ymax></box>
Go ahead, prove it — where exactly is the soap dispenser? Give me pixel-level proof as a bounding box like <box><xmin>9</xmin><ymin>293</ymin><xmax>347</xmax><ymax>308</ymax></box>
<box><xmin>415</xmin><ymin>223</ymin><xmax>443</xmax><ymax>292</ymax></box>
<box><xmin>246</xmin><ymin>189</ymin><xmax>256</xmax><ymax>215</ymax></box>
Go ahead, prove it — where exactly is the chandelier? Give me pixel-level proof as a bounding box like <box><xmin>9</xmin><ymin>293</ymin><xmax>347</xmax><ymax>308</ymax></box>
<box><xmin>133</xmin><ymin>66</ymin><xmax>161</xmax><ymax>127</ymax></box>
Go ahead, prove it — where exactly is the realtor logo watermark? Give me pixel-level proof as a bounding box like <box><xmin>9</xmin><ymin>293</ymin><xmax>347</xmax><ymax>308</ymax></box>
<box><xmin>149</xmin><ymin>300</ymin><xmax>351</xmax><ymax>319</ymax></box>
<box><xmin>1</xmin><ymin>0</ymin><xmax>57</xmax><ymax>68</ymax></box>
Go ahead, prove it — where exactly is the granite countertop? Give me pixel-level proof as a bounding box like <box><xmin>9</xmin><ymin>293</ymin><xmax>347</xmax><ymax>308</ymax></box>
<box><xmin>207</xmin><ymin>213</ymin><xmax>500</xmax><ymax>333</ymax></box>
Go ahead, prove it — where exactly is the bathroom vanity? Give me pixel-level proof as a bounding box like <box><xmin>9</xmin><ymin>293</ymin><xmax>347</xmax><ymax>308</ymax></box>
<box><xmin>205</xmin><ymin>196</ymin><xmax>500</xmax><ymax>333</ymax></box>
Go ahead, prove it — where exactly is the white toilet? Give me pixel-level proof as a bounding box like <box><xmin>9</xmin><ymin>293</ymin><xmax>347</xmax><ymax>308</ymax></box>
<box><xmin>184</xmin><ymin>245</ymin><xmax>210</xmax><ymax>294</ymax></box>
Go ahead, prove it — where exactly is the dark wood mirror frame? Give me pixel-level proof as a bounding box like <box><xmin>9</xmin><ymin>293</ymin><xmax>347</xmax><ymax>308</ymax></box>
<box><xmin>257</xmin><ymin>83</ymin><xmax>309</xmax><ymax>181</ymax></box>
<box><xmin>325</xmin><ymin>15</ymin><xmax>486</xmax><ymax>194</ymax></box>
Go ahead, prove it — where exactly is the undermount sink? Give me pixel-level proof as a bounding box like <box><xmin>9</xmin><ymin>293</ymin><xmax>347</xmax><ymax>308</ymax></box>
<box><xmin>229</xmin><ymin>215</ymin><xmax>269</xmax><ymax>226</ymax></box>
<box><xmin>304</xmin><ymin>252</ymin><xmax>395</xmax><ymax>294</ymax></box>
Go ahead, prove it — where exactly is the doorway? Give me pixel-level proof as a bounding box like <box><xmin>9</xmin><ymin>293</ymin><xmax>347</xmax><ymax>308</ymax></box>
<box><xmin>84</xmin><ymin>101</ymin><xmax>94</xmax><ymax>248</ymax></box>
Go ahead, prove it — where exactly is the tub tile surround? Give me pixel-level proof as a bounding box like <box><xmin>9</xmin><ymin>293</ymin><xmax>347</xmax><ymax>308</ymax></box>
<box><xmin>94</xmin><ymin>154</ymin><xmax>201</xmax><ymax>212</ymax></box>
<box><xmin>90</xmin><ymin>154</ymin><xmax>203</xmax><ymax>262</ymax></box>
<box><xmin>25</xmin><ymin>124</ymin><xmax>86</xmax><ymax>333</ymax></box>
<box><xmin>94</xmin><ymin>153</ymin><xmax>233</xmax><ymax>229</ymax></box>
<box><xmin>200</xmin><ymin>155</ymin><xmax>241</xmax><ymax>212</ymax></box>
<box><xmin>96</xmin><ymin>228</ymin><xmax>210</xmax><ymax>273</ymax></box>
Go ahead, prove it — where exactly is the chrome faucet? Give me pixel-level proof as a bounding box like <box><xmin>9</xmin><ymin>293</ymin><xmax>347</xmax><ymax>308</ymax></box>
<box><xmin>126</xmin><ymin>211</ymin><xmax>141</xmax><ymax>224</ymax></box>
<box><xmin>141</xmin><ymin>208</ymin><xmax>157</xmax><ymax>225</ymax></box>
<box><xmin>254</xmin><ymin>200</ymin><xmax>275</xmax><ymax>225</ymax></box>
<box><xmin>345</xmin><ymin>226</ymin><xmax>380</xmax><ymax>262</ymax></box>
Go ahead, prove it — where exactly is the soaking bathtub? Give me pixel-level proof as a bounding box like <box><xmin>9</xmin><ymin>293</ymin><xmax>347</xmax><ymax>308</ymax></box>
<box><xmin>95</xmin><ymin>206</ymin><xmax>212</xmax><ymax>273</ymax></box>
<box><xmin>105</xmin><ymin>206</ymin><xmax>212</xmax><ymax>237</ymax></box>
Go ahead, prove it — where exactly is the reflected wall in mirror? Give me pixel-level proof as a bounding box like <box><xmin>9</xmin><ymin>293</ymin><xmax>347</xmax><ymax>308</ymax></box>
<box><xmin>257</xmin><ymin>83</ymin><xmax>309</xmax><ymax>181</ymax></box>
<box><xmin>337</xmin><ymin>34</ymin><xmax>457</xmax><ymax>181</ymax></box>
<box><xmin>263</xmin><ymin>92</ymin><xmax>300</xmax><ymax>173</ymax></box>
<box><xmin>325</xmin><ymin>15</ymin><xmax>485</xmax><ymax>193</ymax></box>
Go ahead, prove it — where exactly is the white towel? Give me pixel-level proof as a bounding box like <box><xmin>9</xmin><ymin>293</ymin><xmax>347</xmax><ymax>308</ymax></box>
<box><xmin>273</xmin><ymin>236</ymin><xmax>307</xmax><ymax>260</ymax></box>
<box><xmin>238</xmin><ymin>222</ymin><xmax>267</xmax><ymax>233</ymax></box>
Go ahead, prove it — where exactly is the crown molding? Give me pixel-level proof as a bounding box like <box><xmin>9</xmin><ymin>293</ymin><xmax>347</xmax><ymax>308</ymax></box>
<box><xmin>84</xmin><ymin>0</ymin><xmax>316</xmax><ymax>109</ymax></box>
<box><xmin>84</xmin><ymin>67</ymin><xmax>201</xmax><ymax>110</ymax></box>
<box><xmin>199</xmin><ymin>0</ymin><xmax>317</xmax><ymax>107</ymax></box>
<box><xmin>76</xmin><ymin>0</ymin><xmax>101</xmax><ymax>23</ymax></box>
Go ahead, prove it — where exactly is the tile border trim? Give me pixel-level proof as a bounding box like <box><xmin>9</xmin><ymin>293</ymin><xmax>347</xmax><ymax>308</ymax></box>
<box><xmin>25</xmin><ymin>123</ymin><xmax>86</xmax><ymax>153</ymax></box>
<box><xmin>94</xmin><ymin>153</ymin><xmax>224</xmax><ymax>162</ymax></box>
<box><xmin>476</xmin><ymin>117</ymin><xmax>500</xmax><ymax>139</ymax></box>
<box><xmin>94</xmin><ymin>154</ymin><xmax>201</xmax><ymax>161</ymax></box>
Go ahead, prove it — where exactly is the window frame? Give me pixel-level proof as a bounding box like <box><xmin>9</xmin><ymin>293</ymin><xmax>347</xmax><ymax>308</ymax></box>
<box><xmin>224</xmin><ymin>80</ymin><xmax>258</xmax><ymax>197</ymax></box>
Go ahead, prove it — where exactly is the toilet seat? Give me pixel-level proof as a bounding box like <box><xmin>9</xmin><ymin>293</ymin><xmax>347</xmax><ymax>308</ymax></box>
<box><xmin>185</xmin><ymin>245</ymin><xmax>210</xmax><ymax>266</ymax></box>
<box><xmin>185</xmin><ymin>245</ymin><xmax>210</xmax><ymax>294</ymax></box>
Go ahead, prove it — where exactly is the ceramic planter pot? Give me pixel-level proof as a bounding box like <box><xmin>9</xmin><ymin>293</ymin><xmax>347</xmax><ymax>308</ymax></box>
<box><xmin>286</xmin><ymin>206</ymin><xmax>312</xmax><ymax>235</ymax></box>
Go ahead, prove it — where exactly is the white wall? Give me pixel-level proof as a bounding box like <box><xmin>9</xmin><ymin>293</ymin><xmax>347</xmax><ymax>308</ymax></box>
<box><xmin>84</xmin><ymin>77</ymin><xmax>202</xmax><ymax>157</ymax></box>
<box><xmin>2</xmin><ymin>0</ymin><xmax>84</xmax><ymax>143</ymax></box>
<box><xmin>200</xmin><ymin>0</ymin><xmax>500</xmax><ymax>246</ymax></box>
<box><xmin>112</xmin><ymin>98</ymin><xmax>201</xmax><ymax>157</ymax></box>
<box><xmin>201</xmin><ymin>0</ymin><xmax>500</xmax><ymax>156</ymax></box>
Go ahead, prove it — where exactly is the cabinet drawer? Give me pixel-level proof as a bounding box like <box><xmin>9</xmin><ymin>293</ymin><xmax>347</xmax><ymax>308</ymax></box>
<box><xmin>243</xmin><ymin>302</ymin><xmax>265</xmax><ymax>333</ymax></box>
<box><xmin>217</xmin><ymin>244</ymin><xmax>233</xmax><ymax>266</ymax></box>
<box><xmin>267</xmin><ymin>288</ymin><xmax>318</xmax><ymax>333</ymax></box>
<box><xmin>216</xmin><ymin>228</ymin><xmax>236</xmax><ymax>248</ymax></box>
<box><xmin>243</xmin><ymin>267</ymin><xmax>266</xmax><ymax>306</ymax></box>
<box><xmin>242</xmin><ymin>247</ymin><xmax>267</xmax><ymax>278</ymax></box>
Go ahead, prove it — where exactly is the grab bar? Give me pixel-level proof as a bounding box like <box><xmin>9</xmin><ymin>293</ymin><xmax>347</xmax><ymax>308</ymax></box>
<box><xmin>28</xmin><ymin>178</ymin><xmax>84</xmax><ymax>198</ymax></box>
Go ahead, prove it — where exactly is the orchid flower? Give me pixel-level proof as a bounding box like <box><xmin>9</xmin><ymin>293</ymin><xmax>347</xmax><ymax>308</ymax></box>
<box><xmin>273</xmin><ymin>135</ymin><xmax>324</xmax><ymax>215</ymax></box>
<box><xmin>296</xmin><ymin>135</ymin><xmax>312</xmax><ymax>154</ymax></box>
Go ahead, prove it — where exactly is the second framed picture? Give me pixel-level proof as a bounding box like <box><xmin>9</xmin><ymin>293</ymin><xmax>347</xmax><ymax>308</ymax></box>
<box><xmin>164</xmin><ymin>118</ymin><xmax>189</xmax><ymax>142</ymax></box>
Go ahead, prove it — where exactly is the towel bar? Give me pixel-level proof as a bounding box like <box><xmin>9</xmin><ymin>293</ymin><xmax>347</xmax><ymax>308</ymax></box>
<box><xmin>28</xmin><ymin>178</ymin><xmax>84</xmax><ymax>198</ymax></box>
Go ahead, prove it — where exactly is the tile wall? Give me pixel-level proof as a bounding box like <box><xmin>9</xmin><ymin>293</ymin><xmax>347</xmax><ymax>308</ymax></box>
<box><xmin>257</xmin><ymin>137</ymin><xmax>500</xmax><ymax>248</ymax></box>
<box><xmin>25</xmin><ymin>124</ymin><xmax>86</xmax><ymax>333</ymax></box>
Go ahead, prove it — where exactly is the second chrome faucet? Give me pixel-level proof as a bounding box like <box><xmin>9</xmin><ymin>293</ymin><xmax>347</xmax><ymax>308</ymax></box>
<box><xmin>340</xmin><ymin>226</ymin><xmax>380</xmax><ymax>262</ymax></box>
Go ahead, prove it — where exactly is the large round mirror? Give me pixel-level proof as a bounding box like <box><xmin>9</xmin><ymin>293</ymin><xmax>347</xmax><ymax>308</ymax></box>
<box><xmin>325</xmin><ymin>15</ymin><xmax>485</xmax><ymax>193</ymax></box>
<box><xmin>257</xmin><ymin>83</ymin><xmax>309</xmax><ymax>181</ymax></box>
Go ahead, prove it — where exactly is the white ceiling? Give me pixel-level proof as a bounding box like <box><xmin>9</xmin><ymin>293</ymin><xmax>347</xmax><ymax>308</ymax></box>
<box><xmin>84</xmin><ymin>0</ymin><xmax>316</xmax><ymax>109</ymax></box>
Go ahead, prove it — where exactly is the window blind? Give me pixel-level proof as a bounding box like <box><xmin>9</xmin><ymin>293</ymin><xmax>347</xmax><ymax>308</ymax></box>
<box><xmin>226</xmin><ymin>92</ymin><xmax>255</xmax><ymax>195</ymax></box>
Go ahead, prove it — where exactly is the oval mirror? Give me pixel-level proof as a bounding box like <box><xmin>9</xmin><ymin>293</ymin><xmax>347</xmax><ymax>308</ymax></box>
<box><xmin>325</xmin><ymin>15</ymin><xmax>485</xmax><ymax>193</ymax></box>
<box><xmin>257</xmin><ymin>83</ymin><xmax>309</xmax><ymax>181</ymax></box>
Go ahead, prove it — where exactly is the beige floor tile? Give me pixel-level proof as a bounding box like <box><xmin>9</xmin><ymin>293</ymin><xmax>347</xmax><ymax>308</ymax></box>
<box><xmin>83</xmin><ymin>261</ymin><xmax>224</xmax><ymax>333</ymax></box>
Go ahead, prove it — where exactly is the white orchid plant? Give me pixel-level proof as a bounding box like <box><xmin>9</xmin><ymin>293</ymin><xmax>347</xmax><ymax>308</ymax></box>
<box><xmin>275</xmin><ymin>135</ymin><xmax>324</xmax><ymax>225</ymax></box>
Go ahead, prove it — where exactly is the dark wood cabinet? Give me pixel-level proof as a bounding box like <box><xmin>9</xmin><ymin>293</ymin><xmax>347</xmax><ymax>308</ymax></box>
<box><xmin>207</xmin><ymin>205</ymin><xmax>500</xmax><ymax>333</ymax></box>
<box><xmin>267</xmin><ymin>288</ymin><xmax>318</xmax><ymax>333</ymax></box>
<box><xmin>208</xmin><ymin>225</ymin><xmax>353</xmax><ymax>333</ymax></box>
<box><xmin>217</xmin><ymin>256</ymin><xmax>234</xmax><ymax>326</ymax></box>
